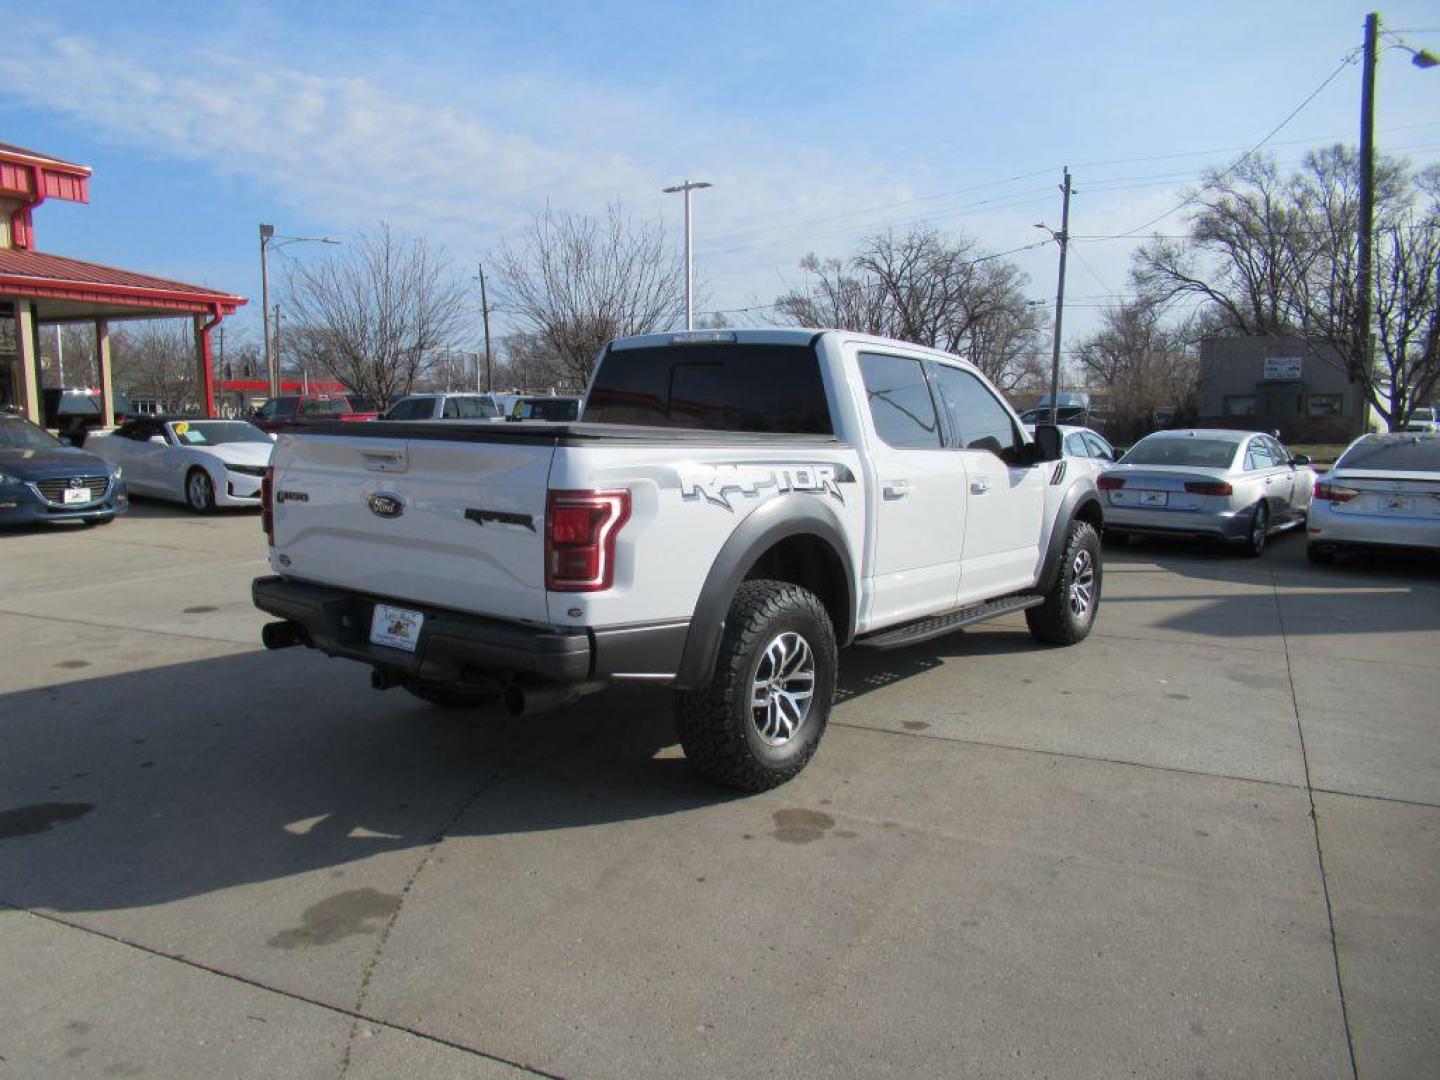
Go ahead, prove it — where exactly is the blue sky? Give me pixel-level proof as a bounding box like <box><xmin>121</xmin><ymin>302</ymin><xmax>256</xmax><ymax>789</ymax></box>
<box><xmin>4</xmin><ymin>1</ymin><xmax>1439</xmax><ymax>351</ymax></box>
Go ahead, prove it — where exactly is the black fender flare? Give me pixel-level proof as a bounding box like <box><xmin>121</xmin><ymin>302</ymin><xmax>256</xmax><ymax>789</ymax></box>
<box><xmin>673</xmin><ymin>494</ymin><xmax>855</xmax><ymax>690</ymax></box>
<box><xmin>1036</xmin><ymin>483</ymin><xmax>1105</xmax><ymax>593</ymax></box>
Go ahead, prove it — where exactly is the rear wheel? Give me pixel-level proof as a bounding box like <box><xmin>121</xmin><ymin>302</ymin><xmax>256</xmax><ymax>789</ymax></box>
<box><xmin>1242</xmin><ymin>501</ymin><xmax>1269</xmax><ymax>557</ymax></box>
<box><xmin>1026</xmin><ymin>520</ymin><xmax>1102</xmax><ymax>645</ymax></box>
<box><xmin>675</xmin><ymin>579</ymin><xmax>836</xmax><ymax>792</ymax></box>
<box><xmin>185</xmin><ymin>468</ymin><xmax>216</xmax><ymax>514</ymax></box>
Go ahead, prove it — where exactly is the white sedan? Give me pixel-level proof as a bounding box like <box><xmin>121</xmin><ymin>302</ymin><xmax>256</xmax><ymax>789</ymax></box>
<box><xmin>87</xmin><ymin>417</ymin><xmax>274</xmax><ymax>512</ymax></box>
<box><xmin>1026</xmin><ymin>424</ymin><xmax>1118</xmax><ymax>482</ymax></box>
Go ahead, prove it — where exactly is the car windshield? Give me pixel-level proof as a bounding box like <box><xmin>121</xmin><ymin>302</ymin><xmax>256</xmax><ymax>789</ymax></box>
<box><xmin>168</xmin><ymin>421</ymin><xmax>271</xmax><ymax>446</ymax></box>
<box><xmin>1336</xmin><ymin>437</ymin><xmax>1440</xmax><ymax>473</ymax></box>
<box><xmin>0</xmin><ymin>418</ymin><xmax>63</xmax><ymax>450</ymax></box>
<box><xmin>1121</xmin><ymin>437</ymin><xmax>1239</xmax><ymax>468</ymax></box>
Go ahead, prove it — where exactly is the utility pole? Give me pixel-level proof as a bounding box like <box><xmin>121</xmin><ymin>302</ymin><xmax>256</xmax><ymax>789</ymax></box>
<box><xmin>1046</xmin><ymin>167</ymin><xmax>1073</xmax><ymax>426</ymax></box>
<box><xmin>1356</xmin><ymin>12</ymin><xmax>1379</xmax><ymax>408</ymax></box>
<box><xmin>478</xmin><ymin>261</ymin><xmax>493</xmax><ymax>392</ymax></box>
<box><xmin>662</xmin><ymin>179</ymin><xmax>713</xmax><ymax>329</ymax></box>
<box><xmin>55</xmin><ymin>324</ymin><xmax>65</xmax><ymax>387</ymax></box>
<box><xmin>273</xmin><ymin>305</ymin><xmax>283</xmax><ymax>394</ymax></box>
<box><xmin>259</xmin><ymin>224</ymin><xmax>275</xmax><ymax>399</ymax></box>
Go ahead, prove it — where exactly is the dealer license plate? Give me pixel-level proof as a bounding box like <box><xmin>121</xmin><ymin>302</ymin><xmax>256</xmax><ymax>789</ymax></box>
<box><xmin>62</xmin><ymin>487</ymin><xmax>92</xmax><ymax>505</ymax></box>
<box><xmin>370</xmin><ymin>604</ymin><xmax>424</xmax><ymax>652</ymax></box>
<box><xmin>1139</xmin><ymin>490</ymin><xmax>1168</xmax><ymax>507</ymax></box>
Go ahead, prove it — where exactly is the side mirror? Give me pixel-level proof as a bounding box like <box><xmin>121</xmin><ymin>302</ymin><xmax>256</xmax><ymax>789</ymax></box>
<box><xmin>148</xmin><ymin>435</ymin><xmax>168</xmax><ymax>445</ymax></box>
<box><xmin>1291</xmin><ymin>454</ymin><xmax>1312</xmax><ymax>466</ymax></box>
<box><xmin>1031</xmin><ymin>423</ymin><xmax>1063</xmax><ymax>463</ymax></box>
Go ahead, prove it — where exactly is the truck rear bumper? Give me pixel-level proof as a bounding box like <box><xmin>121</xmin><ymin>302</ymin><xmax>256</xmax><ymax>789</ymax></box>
<box><xmin>251</xmin><ymin>576</ymin><xmax>687</xmax><ymax>685</ymax></box>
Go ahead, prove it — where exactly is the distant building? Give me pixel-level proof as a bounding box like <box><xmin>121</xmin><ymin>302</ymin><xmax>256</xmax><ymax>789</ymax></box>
<box><xmin>1196</xmin><ymin>335</ymin><xmax>1367</xmax><ymax>442</ymax></box>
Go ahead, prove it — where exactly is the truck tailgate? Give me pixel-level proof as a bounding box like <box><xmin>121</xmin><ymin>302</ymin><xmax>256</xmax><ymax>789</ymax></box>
<box><xmin>269</xmin><ymin>430</ymin><xmax>555</xmax><ymax>623</ymax></box>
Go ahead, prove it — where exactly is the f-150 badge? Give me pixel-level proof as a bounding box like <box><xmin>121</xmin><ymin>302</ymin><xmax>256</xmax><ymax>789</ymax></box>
<box><xmin>678</xmin><ymin>462</ymin><xmax>851</xmax><ymax>511</ymax></box>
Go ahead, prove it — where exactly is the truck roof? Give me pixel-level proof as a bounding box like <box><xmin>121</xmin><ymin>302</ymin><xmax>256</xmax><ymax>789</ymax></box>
<box><xmin>608</xmin><ymin>327</ymin><xmax>982</xmax><ymax>368</ymax></box>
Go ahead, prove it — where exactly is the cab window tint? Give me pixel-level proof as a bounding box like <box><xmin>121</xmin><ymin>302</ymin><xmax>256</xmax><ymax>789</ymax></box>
<box><xmin>858</xmin><ymin>353</ymin><xmax>941</xmax><ymax>449</ymax></box>
<box><xmin>929</xmin><ymin>364</ymin><xmax>1021</xmax><ymax>458</ymax></box>
<box><xmin>441</xmin><ymin>398</ymin><xmax>461</xmax><ymax>419</ymax></box>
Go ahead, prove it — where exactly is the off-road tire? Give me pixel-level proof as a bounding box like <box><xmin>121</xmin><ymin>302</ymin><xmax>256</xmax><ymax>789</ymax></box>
<box><xmin>403</xmin><ymin>683</ymin><xmax>496</xmax><ymax>709</ymax></box>
<box><xmin>185</xmin><ymin>468</ymin><xmax>216</xmax><ymax>514</ymax></box>
<box><xmin>1026</xmin><ymin>520</ymin><xmax>1102</xmax><ymax>645</ymax></box>
<box><xmin>675</xmin><ymin>579</ymin><xmax>837</xmax><ymax>792</ymax></box>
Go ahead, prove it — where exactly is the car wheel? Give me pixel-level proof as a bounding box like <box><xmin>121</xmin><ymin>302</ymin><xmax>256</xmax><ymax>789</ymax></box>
<box><xmin>1242</xmin><ymin>501</ymin><xmax>1268</xmax><ymax>557</ymax></box>
<box><xmin>1026</xmin><ymin>520</ymin><xmax>1102</xmax><ymax>645</ymax></box>
<box><xmin>185</xmin><ymin>468</ymin><xmax>216</xmax><ymax>514</ymax></box>
<box><xmin>403</xmin><ymin>683</ymin><xmax>497</xmax><ymax>709</ymax></box>
<box><xmin>1307</xmin><ymin>542</ymin><xmax>1336</xmax><ymax>565</ymax></box>
<box><xmin>675</xmin><ymin>579</ymin><xmax>837</xmax><ymax>792</ymax></box>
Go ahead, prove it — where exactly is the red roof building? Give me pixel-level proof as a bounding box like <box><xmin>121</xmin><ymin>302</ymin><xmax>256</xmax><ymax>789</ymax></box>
<box><xmin>1</xmin><ymin>141</ymin><xmax>246</xmax><ymax>424</ymax></box>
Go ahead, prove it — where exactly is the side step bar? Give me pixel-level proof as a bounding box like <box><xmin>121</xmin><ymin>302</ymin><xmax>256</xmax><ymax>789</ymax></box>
<box><xmin>855</xmin><ymin>593</ymin><xmax>1044</xmax><ymax>651</ymax></box>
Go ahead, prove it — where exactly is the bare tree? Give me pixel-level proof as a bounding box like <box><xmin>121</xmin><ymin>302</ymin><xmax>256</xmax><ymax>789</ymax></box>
<box><xmin>1133</xmin><ymin>147</ymin><xmax>1436</xmax><ymax>428</ymax></box>
<box><xmin>772</xmin><ymin>227</ymin><xmax>1047</xmax><ymax>390</ymax></box>
<box><xmin>283</xmin><ymin>223</ymin><xmax>470</xmax><ymax>405</ymax></box>
<box><xmin>493</xmin><ymin>204</ymin><xmax>684</xmax><ymax>389</ymax></box>
<box><xmin>111</xmin><ymin>321</ymin><xmax>196</xmax><ymax>409</ymax></box>
<box><xmin>1073</xmin><ymin>300</ymin><xmax>1201</xmax><ymax>440</ymax></box>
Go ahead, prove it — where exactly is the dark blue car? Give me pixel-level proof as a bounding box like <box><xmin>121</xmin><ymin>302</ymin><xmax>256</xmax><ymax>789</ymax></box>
<box><xmin>0</xmin><ymin>412</ymin><xmax>128</xmax><ymax>526</ymax></box>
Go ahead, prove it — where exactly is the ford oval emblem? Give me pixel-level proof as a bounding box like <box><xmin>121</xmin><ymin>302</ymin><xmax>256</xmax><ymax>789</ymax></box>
<box><xmin>367</xmin><ymin>492</ymin><xmax>405</xmax><ymax>519</ymax></box>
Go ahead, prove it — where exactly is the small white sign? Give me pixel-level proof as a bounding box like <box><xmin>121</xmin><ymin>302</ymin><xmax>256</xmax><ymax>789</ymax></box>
<box><xmin>62</xmin><ymin>487</ymin><xmax>92</xmax><ymax>505</ymax></box>
<box><xmin>370</xmin><ymin>604</ymin><xmax>424</xmax><ymax>652</ymax></box>
<box><xmin>1263</xmin><ymin>356</ymin><xmax>1303</xmax><ymax>381</ymax></box>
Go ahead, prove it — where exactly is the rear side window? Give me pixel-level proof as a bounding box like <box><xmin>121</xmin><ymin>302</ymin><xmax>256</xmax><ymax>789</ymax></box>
<box><xmin>583</xmin><ymin>344</ymin><xmax>832</xmax><ymax>433</ymax></box>
<box><xmin>385</xmin><ymin>398</ymin><xmax>435</xmax><ymax>421</ymax></box>
<box><xmin>441</xmin><ymin>398</ymin><xmax>461</xmax><ymax>419</ymax></box>
<box><xmin>1245</xmin><ymin>439</ymin><xmax>1277</xmax><ymax>470</ymax></box>
<box><xmin>1065</xmin><ymin>433</ymin><xmax>1091</xmax><ymax>457</ymax></box>
<box><xmin>858</xmin><ymin>352</ymin><xmax>941</xmax><ymax>449</ymax></box>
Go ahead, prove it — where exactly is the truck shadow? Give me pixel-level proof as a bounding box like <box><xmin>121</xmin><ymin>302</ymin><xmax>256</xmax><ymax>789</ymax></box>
<box><xmin>0</xmin><ymin>647</ymin><xmax>736</xmax><ymax>916</ymax></box>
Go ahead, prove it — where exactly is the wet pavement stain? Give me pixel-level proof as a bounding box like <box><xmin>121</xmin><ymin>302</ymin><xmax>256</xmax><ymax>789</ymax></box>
<box><xmin>55</xmin><ymin>660</ymin><xmax>91</xmax><ymax>670</ymax></box>
<box><xmin>902</xmin><ymin>720</ymin><xmax>930</xmax><ymax>731</ymax></box>
<box><xmin>1166</xmin><ymin>693</ymin><xmax>1191</xmax><ymax>701</ymax></box>
<box><xmin>182</xmin><ymin>605</ymin><xmax>219</xmax><ymax>614</ymax></box>
<box><xmin>0</xmin><ymin>802</ymin><xmax>94</xmax><ymax>840</ymax></box>
<box><xmin>771</xmin><ymin>808</ymin><xmax>836</xmax><ymax>844</ymax></box>
<box><xmin>267</xmin><ymin>888</ymin><xmax>402</xmax><ymax>949</ymax></box>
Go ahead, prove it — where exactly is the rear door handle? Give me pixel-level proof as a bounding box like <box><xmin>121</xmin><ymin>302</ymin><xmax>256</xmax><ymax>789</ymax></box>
<box><xmin>882</xmin><ymin>479</ymin><xmax>912</xmax><ymax>501</ymax></box>
<box><xmin>970</xmin><ymin>479</ymin><xmax>991</xmax><ymax>495</ymax></box>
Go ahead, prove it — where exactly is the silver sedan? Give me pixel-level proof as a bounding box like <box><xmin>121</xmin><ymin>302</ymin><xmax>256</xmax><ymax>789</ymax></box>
<box><xmin>1099</xmin><ymin>429</ymin><xmax>1316</xmax><ymax>556</ymax></box>
<box><xmin>1307</xmin><ymin>433</ymin><xmax>1440</xmax><ymax>563</ymax></box>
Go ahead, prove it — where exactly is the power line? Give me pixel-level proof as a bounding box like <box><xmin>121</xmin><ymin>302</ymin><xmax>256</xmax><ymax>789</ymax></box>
<box><xmin>1111</xmin><ymin>50</ymin><xmax>1361</xmax><ymax>239</ymax></box>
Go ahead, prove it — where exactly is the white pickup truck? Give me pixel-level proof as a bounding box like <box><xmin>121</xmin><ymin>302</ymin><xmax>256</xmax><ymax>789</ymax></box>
<box><xmin>253</xmin><ymin>329</ymin><xmax>1104</xmax><ymax>790</ymax></box>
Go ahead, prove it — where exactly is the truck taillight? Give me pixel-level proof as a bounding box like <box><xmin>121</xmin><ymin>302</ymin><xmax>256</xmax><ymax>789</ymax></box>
<box><xmin>261</xmin><ymin>466</ymin><xmax>275</xmax><ymax>545</ymax></box>
<box><xmin>1184</xmin><ymin>480</ymin><xmax>1233</xmax><ymax>496</ymax></box>
<box><xmin>1096</xmin><ymin>476</ymin><xmax>1125</xmax><ymax>490</ymax></box>
<box><xmin>545</xmin><ymin>489</ymin><xmax>631</xmax><ymax>592</ymax></box>
<box><xmin>1314</xmin><ymin>479</ymin><xmax>1359</xmax><ymax>502</ymax></box>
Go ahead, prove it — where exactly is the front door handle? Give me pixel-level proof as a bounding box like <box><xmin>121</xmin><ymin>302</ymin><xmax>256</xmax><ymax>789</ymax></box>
<box><xmin>882</xmin><ymin>479</ymin><xmax>911</xmax><ymax>501</ymax></box>
<box><xmin>970</xmin><ymin>479</ymin><xmax>991</xmax><ymax>495</ymax></box>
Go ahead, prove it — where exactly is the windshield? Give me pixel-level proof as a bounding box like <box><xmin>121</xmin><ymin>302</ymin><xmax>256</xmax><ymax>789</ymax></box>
<box><xmin>1121</xmin><ymin>436</ymin><xmax>1239</xmax><ymax>469</ymax></box>
<box><xmin>0</xmin><ymin>418</ymin><xmax>63</xmax><ymax>450</ymax></box>
<box><xmin>168</xmin><ymin>421</ymin><xmax>272</xmax><ymax>446</ymax></box>
<box><xmin>1336</xmin><ymin>437</ymin><xmax>1440</xmax><ymax>473</ymax></box>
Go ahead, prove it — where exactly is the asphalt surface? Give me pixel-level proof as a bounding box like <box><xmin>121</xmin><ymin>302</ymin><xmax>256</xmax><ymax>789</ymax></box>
<box><xmin>0</xmin><ymin>502</ymin><xmax>1436</xmax><ymax>1079</ymax></box>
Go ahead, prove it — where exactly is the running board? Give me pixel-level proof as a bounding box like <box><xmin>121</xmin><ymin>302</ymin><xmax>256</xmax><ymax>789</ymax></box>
<box><xmin>856</xmin><ymin>594</ymin><xmax>1044</xmax><ymax>651</ymax></box>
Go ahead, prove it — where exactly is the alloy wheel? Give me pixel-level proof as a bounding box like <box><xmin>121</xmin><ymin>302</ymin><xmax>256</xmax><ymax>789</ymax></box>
<box><xmin>1067</xmin><ymin>548</ymin><xmax>1095</xmax><ymax>619</ymax></box>
<box><xmin>751</xmin><ymin>631</ymin><xmax>815</xmax><ymax>746</ymax></box>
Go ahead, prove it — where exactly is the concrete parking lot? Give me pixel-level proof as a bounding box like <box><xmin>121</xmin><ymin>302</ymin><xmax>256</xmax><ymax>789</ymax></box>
<box><xmin>1</xmin><ymin>504</ymin><xmax>1436</xmax><ymax>1079</ymax></box>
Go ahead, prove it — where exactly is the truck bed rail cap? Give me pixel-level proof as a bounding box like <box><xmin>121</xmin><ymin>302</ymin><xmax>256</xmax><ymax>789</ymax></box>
<box><xmin>610</xmin><ymin>328</ymin><xmax>821</xmax><ymax>350</ymax></box>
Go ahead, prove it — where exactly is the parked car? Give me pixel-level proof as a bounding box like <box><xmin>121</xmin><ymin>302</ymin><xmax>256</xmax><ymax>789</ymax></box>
<box><xmin>381</xmin><ymin>393</ymin><xmax>505</xmax><ymax>421</ymax></box>
<box><xmin>253</xmin><ymin>328</ymin><xmax>1104</xmax><ymax>792</ymax></box>
<box><xmin>1306</xmin><ymin>433</ymin><xmax>1440</xmax><ymax>563</ymax></box>
<box><xmin>252</xmin><ymin>394</ymin><xmax>378</xmax><ymax>433</ymax></box>
<box><xmin>0</xmin><ymin>412</ymin><xmax>128</xmax><ymax>526</ymax></box>
<box><xmin>507</xmin><ymin>396</ymin><xmax>582</xmax><ymax>422</ymax></box>
<box><xmin>1099</xmin><ymin>429</ymin><xmax>1315</xmax><ymax>556</ymax></box>
<box><xmin>87</xmin><ymin>417</ymin><xmax>273</xmax><ymax>513</ymax></box>
<box><xmin>1026</xmin><ymin>424</ymin><xmax>1117</xmax><ymax>482</ymax></box>
<box><xmin>41</xmin><ymin>387</ymin><xmax>137</xmax><ymax>445</ymax></box>
<box><xmin>1403</xmin><ymin>407</ymin><xmax>1438</xmax><ymax>434</ymax></box>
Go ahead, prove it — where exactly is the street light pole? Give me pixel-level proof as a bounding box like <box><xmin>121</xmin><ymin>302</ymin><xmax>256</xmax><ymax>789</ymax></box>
<box><xmin>478</xmin><ymin>261</ymin><xmax>493</xmax><ymax>393</ymax></box>
<box><xmin>259</xmin><ymin>224</ymin><xmax>275</xmax><ymax>398</ymax></box>
<box><xmin>662</xmin><ymin>180</ymin><xmax>713</xmax><ymax>330</ymax></box>
<box><xmin>1356</xmin><ymin>13</ymin><xmax>1379</xmax><ymax>406</ymax></box>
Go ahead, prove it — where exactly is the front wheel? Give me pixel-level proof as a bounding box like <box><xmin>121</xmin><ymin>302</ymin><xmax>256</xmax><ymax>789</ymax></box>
<box><xmin>185</xmin><ymin>468</ymin><xmax>216</xmax><ymax>514</ymax></box>
<box><xmin>675</xmin><ymin>579</ymin><xmax>837</xmax><ymax>792</ymax></box>
<box><xmin>1026</xmin><ymin>520</ymin><xmax>1102</xmax><ymax>645</ymax></box>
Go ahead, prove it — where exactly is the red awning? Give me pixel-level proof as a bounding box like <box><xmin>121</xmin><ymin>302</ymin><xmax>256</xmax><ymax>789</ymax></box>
<box><xmin>0</xmin><ymin>248</ymin><xmax>245</xmax><ymax>316</ymax></box>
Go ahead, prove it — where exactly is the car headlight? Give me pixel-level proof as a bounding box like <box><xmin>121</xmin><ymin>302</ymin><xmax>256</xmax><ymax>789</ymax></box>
<box><xmin>112</xmin><ymin>465</ymin><xmax>123</xmax><ymax>480</ymax></box>
<box><xmin>0</xmin><ymin>471</ymin><xmax>18</xmax><ymax>485</ymax></box>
